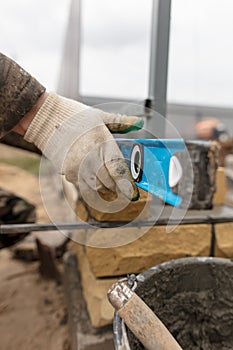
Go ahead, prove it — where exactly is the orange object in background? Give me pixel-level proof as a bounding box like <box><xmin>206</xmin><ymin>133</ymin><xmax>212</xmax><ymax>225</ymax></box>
<box><xmin>195</xmin><ymin>117</ymin><xmax>229</xmax><ymax>141</ymax></box>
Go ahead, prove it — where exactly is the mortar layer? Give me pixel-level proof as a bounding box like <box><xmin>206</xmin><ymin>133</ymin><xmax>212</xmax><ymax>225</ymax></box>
<box><xmin>127</xmin><ymin>258</ymin><xmax>233</xmax><ymax>350</ymax></box>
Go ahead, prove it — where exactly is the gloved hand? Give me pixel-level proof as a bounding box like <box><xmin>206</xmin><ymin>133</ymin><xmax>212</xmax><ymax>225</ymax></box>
<box><xmin>24</xmin><ymin>93</ymin><xmax>143</xmax><ymax>201</ymax></box>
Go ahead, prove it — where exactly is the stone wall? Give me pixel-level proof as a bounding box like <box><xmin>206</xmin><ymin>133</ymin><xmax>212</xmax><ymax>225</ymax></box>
<box><xmin>73</xmin><ymin>219</ymin><xmax>233</xmax><ymax>328</ymax></box>
<box><xmin>70</xmin><ymin>163</ymin><xmax>233</xmax><ymax>328</ymax></box>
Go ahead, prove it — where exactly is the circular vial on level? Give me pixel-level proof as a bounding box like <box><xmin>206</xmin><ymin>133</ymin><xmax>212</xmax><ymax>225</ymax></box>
<box><xmin>169</xmin><ymin>155</ymin><xmax>183</xmax><ymax>188</ymax></box>
<box><xmin>130</xmin><ymin>144</ymin><xmax>143</xmax><ymax>182</ymax></box>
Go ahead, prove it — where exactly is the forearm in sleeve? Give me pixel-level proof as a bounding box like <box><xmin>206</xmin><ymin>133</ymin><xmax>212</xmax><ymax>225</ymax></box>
<box><xmin>0</xmin><ymin>52</ymin><xmax>45</xmax><ymax>138</ymax></box>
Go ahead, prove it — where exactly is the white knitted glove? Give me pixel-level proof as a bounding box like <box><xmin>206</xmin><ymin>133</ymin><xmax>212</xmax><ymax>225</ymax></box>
<box><xmin>24</xmin><ymin>93</ymin><xmax>143</xmax><ymax>202</ymax></box>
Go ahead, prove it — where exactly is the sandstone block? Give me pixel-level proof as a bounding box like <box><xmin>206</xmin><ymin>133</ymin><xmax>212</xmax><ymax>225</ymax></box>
<box><xmin>73</xmin><ymin>244</ymin><xmax>117</xmax><ymax>328</ymax></box>
<box><xmin>215</xmin><ymin>223</ymin><xmax>233</xmax><ymax>258</ymax></box>
<box><xmin>213</xmin><ymin>167</ymin><xmax>227</xmax><ymax>205</ymax></box>
<box><xmin>75</xmin><ymin>188</ymin><xmax>152</xmax><ymax>222</ymax></box>
<box><xmin>84</xmin><ymin>224</ymin><xmax>211</xmax><ymax>278</ymax></box>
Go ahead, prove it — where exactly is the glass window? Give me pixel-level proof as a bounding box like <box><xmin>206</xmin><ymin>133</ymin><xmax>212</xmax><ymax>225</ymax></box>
<box><xmin>0</xmin><ymin>0</ymin><xmax>70</xmax><ymax>91</ymax></box>
<box><xmin>168</xmin><ymin>0</ymin><xmax>233</xmax><ymax>107</ymax></box>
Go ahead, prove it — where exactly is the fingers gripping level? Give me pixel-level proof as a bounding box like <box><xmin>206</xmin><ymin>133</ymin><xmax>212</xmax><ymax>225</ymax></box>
<box><xmin>117</xmin><ymin>139</ymin><xmax>185</xmax><ymax>207</ymax></box>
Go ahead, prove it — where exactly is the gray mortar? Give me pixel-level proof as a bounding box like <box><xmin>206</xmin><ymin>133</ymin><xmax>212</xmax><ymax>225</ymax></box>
<box><xmin>126</xmin><ymin>257</ymin><xmax>233</xmax><ymax>350</ymax></box>
<box><xmin>174</xmin><ymin>141</ymin><xmax>219</xmax><ymax>210</ymax></box>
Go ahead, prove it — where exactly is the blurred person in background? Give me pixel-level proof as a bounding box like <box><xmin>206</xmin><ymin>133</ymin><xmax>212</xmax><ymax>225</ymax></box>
<box><xmin>195</xmin><ymin>117</ymin><xmax>229</xmax><ymax>142</ymax></box>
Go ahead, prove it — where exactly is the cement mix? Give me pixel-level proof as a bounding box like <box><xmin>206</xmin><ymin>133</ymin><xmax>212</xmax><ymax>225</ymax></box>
<box><xmin>127</xmin><ymin>257</ymin><xmax>233</xmax><ymax>350</ymax></box>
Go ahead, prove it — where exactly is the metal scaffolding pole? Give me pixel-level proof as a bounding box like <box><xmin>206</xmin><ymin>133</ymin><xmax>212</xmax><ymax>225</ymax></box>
<box><xmin>147</xmin><ymin>0</ymin><xmax>172</xmax><ymax>136</ymax></box>
<box><xmin>57</xmin><ymin>0</ymin><xmax>81</xmax><ymax>100</ymax></box>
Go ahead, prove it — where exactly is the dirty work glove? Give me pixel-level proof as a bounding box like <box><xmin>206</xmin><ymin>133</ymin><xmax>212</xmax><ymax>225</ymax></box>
<box><xmin>24</xmin><ymin>93</ymin><xmax>143</xmax><ymax>201</ymax></box>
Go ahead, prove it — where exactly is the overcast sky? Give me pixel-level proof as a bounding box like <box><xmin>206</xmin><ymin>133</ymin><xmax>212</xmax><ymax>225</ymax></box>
<box><xmin>1</xmin><ymin>0</ymin><xmax>233</xmax><ymax>107</ymax></box>
<box><xmin>0</xmin><ymin>0</ymin><xmax>70</xmax><ymax>88</ymax></box>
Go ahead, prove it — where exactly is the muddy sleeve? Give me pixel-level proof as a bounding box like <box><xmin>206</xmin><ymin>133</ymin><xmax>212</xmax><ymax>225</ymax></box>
<box><xmin>0</xmin><ymin>52</ymin><xmax>46</xmax><ymax>138</ymax></box>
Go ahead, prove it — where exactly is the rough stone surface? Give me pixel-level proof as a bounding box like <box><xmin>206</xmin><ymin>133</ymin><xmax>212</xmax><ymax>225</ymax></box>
<box><xmin>215</xmin><ymin>223</ymin><xmax>233</xmax><ymax>258</ymax></box>
<box><xmin>177</xmin><ymin>141</ymin><xmax>219</xmax><ymax>209</ymax></box>
<box><xmin>73</xmin><ymin>244</ymin><xmax>117</xmax><ymax>328</ymax></box>
<box><xmin>85</xmin><ymin>224</ymin><xmax>211</xmax><ymax>278</ymax></box>
<box><xmin>75</xmin><ymin>188</ymin><xmax>152</xmax><ymax>222</ymax></box>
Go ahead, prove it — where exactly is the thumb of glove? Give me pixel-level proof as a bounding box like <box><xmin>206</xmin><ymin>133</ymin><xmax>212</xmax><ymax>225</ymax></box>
<box><xmin>101</xmin><ymin>112</ymin><xmax>144</xmax><ymax>134</ymax></box>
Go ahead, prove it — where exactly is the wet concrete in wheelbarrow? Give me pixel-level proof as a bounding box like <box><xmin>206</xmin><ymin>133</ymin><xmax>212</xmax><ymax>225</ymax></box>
<box><xmin>127</xmin><ymin>258</ymin><xmax>233</xmax><ymax>350</ymax></box>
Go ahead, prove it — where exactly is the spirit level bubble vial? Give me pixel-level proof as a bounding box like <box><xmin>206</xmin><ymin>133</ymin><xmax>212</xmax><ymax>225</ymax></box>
<box><xmin>117</xmin><ymin>139</ymin><xmax>185</xmax><ymax>207</ymax></box>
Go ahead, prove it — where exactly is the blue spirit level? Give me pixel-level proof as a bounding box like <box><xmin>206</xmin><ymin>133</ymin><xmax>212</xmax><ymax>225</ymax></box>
<box><xmin>117</xmin><ymin>139</ymin><xmax>186</xmax><ymax>207</ymax></box>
